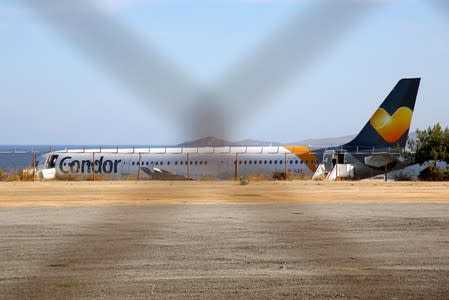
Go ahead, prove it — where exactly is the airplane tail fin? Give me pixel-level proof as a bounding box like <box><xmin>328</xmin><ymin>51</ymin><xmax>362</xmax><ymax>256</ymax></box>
<box><xmin>344</xmin><ymin>78</ymin><xmax>421</xmax><ymax>151</ymax></box>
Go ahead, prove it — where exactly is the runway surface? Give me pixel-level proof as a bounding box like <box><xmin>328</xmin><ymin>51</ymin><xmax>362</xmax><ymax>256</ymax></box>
<box><xmin>0</xmin><ymin>182</ymin><xmax>448</xmax><ymax>299</ymax></box>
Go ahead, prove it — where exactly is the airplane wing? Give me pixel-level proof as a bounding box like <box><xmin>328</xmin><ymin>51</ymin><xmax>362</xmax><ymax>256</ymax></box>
<box><xmin>364</xmin><ymin>153</ymin><xmax>398</xmax><ymax>169</ymax></box>
<box><xmin>140</xmin><ymin>167</ymin><xmax>191</xmax><ymax>180</ymax></box>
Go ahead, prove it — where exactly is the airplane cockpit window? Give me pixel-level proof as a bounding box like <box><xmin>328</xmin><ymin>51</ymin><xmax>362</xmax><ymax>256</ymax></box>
<box><xmin>46</xmin><ymin>155</ymin><xmax>59</xmax><ymax>168</ymax></box>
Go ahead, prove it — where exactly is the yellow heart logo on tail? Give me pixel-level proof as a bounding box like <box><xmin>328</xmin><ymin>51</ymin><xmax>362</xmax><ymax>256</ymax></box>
<box><xmin>370</xmin><ymin>107</ymin><xmax>413</xmax><ymax>143</ymax></box>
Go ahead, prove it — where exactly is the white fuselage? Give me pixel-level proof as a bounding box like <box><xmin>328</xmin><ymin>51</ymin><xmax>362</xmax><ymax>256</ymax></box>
<box><xmin>39</xmin><ymin>146</ymin><xmax>317</xmax><ymax>180</ymax></box>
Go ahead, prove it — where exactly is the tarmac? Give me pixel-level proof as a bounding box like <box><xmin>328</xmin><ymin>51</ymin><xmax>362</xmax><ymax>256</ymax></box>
<box><xmin>0</xmin><ymin>181</ymin><xmax>448</xmax><ymax>299</ymax></box>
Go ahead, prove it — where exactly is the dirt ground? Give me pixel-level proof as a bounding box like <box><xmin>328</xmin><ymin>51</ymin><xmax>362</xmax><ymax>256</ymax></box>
<box><xmin>0</xmin><ymin>180</ymin><xmax>449</xmax><ymax>207</ymax></box>
<box><xmin>0</xmin><ymin>181</ymin><xmax>449</xmax><ymax>299</ymax></box>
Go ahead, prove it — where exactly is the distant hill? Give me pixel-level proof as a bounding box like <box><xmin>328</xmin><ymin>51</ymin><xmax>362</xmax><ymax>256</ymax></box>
<box><xmin>179</xmin><ymin>132</ymin><xmax>417</xmax><ymax>148</ymax></box>
<box><xmin>289</xmin><ymin>135</ymin><xmax>355</xmax><ymax>148</ymax></box>
<box><xmin>178</xmin><ymin>137</ymin><xmax>230</xmax><ymax>147</ymax></box>
<box><xmin>179</xmin><ymin>135</ymin><xmax>352</xmax><ymax>148</ymax></box>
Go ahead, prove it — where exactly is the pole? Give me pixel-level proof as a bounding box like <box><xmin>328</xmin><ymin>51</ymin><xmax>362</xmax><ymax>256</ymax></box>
<box><xmin>137</xmin><ymin>153</ymin><xmax>142</xmax><ymax>181</ymax></box>
<box><xmin>92</xmin><ymin>152</ymin><xmax>95</xmax><ymax>181</ymax></box>
<box><xmin>336</xmin><ymin>155</ymin><xmax>338</xmax><ymax>179</ymax></box>
<box><xmin>284</xmin><ymin>153</ymin><xmax>288</xmax><ymax>179</ymax></box>
<box><xmin>235</xmin><ymin>153</ymin><xmax>239</xmax><ymax>180</ymax></box>
<box><xmin>385</xmin><ymin>159</ymin><xmax>388</xmax><ymax>182</ymax></box>
<box><xmin>187</xmin><ymin>153</ymin><xmax>190</xmax><ymax>179</ymax></box>
<box><xmin>32</xmin><ymin>152</ymin><xmax>36</xmax><ymax>182</ymax></box>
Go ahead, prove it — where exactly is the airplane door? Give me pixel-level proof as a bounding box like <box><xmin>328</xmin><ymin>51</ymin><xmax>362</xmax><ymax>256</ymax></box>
<box><xmin>323</xmin><ymin>151</ymin><xmax>334</xmax><ymax>172</ymax></box>
<box><xmin>121</xmin><ymin>159</ymin><xmax>130</xmax><ymax>176</ymax></box>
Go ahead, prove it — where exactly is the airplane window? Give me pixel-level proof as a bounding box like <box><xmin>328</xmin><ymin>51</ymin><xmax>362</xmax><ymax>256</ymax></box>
<box><xmin>300</xmin><ymin>160</ymin><xmax>303</xmax><ymax>164</ymax></box>
<box><xmin>239</xmin><ymin>161</ymin><xmax>242</xmax><ymax>165</ymax></box>
<box><xmin>280</xmin><ymin>160</ymin><xmax>283</xmax><ymax>164</ymax></box>
<box><xmin>269</xmin><ymin>160</ymin><xmax>272</xmax><ymax>164</ymax></box>
<box><xmin>190</xmin><ymin>161</ymin><xmax>193</xmax><ymax>165</ymax></box>
<box><xmin>132</xmin><ymin>162</ymin><xmax>135</xmax><ymax>166</ymax></box>
<box><xmin>200</xmin><ymin>161</ymin><xmax>203</xmax><ymax>165</ymax></box>
<box><xmin>295</xmin><ymin>160</ymin><xmax>299</xmax><ymax>164</ymax></box>
<box><xmin>249</xmin><ymin>161</ymin><xmax>252</xmax><ymax>165</ymax></box>
<box><xmin>195</xmin><ymin>161</ymin><xmax>198</xmax><ymax>165</ymax></box>
<box><xmin>274</xmin><ymin>160</ymin><xmax>277</xmax><ymax>164</ymax></box>
<box><xmin>175</xmin><ymin>161</ymin><xmax>178</xmax><ymax>165</ymax></box>
<box><xmin>161</xmin><ymin>162</ymin><xmax>164</xmax><ymax>165</ymax></box>
<box><xmin>167</xmin><ymin>161</ymin><xmax>170</xmax><ymax>165</ymax></box>
<box><xmin>264</xmin><ymin>160</ymin><xmax>267</xmax><ymax>164</ymax></box>
<box><xmin>259</xmin><ymin>160</ymin><xmax>262</xmax><ymax>165</ymax></box>
<box><xmin>155</xmin><ymin>162</ymin><xmax>159</xmax><ymax>165</ymax></box>
<box><xmin>234</xmin><ymin>160</ymin><xmax>237</xmax><ymax>165</ymax></box>
<box><xmin>180</xmin><ymin>161</ymin><xmax>183</xmax><ymax>165</ymax></box>
<box><xmin>146</xmin><ymin>162</ymin><xmax>149</xmax><ymax>166</ymax></box>
<box><xmin>205</xmin><ymin>161</ymin><xmax>208</xmax><ymax>165</ymax></box>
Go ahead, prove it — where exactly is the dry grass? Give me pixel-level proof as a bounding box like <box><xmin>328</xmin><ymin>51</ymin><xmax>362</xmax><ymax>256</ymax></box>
<box><xmin>0</xmin><ymin>169</ymin><xmax>35</xmax><ymax>182</ymax></box>
<box><xmin>55</xmin><ymin>173</ymin><xmax>109</xmax><ymax>181</ymax></box>
<box><xmin>286</xmin><ymin>172</ymin><xmax>313</xmax><ymax>181</ymax></box>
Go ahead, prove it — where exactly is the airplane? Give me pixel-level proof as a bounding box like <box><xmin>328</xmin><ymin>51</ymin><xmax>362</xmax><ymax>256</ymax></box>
<box><xmin>37</xmin><ymin>78</ymin><xmax>421</xmax><ymax>181</ymax></box>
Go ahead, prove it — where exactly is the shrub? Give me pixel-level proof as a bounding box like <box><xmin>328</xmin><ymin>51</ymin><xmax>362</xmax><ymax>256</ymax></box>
<box><xmin>239</xmin><ymin>176</ymin><xmax>249</xmax><ymax>185</ymax></box>
<box><xmin>418</xmin><ymin>164</ymin><xmax>449</xmax><ymax>181</ymax></box>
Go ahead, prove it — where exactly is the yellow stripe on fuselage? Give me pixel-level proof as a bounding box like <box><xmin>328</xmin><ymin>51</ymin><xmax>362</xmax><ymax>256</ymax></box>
<box><xmin>285</xmin><ymin>146</ymin><xmax>318</xmax><ymax>172</ymax></box>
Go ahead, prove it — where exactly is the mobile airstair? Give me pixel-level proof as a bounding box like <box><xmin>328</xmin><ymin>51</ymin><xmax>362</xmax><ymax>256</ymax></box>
<box><xmin>312</xmin><ymin>150</ymin><xmax>355</xmax><ymax>181</ymax></box>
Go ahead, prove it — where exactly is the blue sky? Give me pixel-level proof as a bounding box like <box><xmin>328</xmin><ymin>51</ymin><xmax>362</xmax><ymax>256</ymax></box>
<box><xmin>1</xmin><ymin>0</ymin><xmax>449</xmax><ymax>145</ymax></box>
